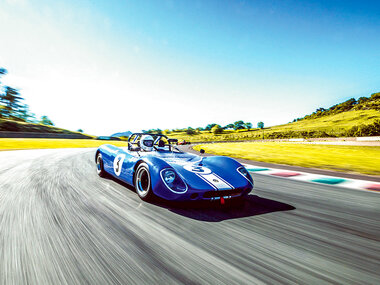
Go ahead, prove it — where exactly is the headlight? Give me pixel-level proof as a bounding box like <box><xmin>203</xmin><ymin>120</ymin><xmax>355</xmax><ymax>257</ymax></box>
<box><xmin>160</xmin><ymin>168</ymin><xmax>188</xmax><ymax>194</ymax></box>
<box><xmin>163</xmin><ymin>170</ymin><xmax>176</xmax><ymax>184</ymax></box>
<box><xmin>239</xmin><ymin>167</ymin><xmax>249</xmax><ymax>177</ymax></box>
<box><xmin>237</xmin><ymin>166</ymin><xmax>253</xmax><ymax>185</ymax></box>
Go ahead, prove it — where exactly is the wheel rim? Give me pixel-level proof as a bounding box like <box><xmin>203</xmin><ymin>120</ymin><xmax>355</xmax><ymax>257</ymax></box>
<box><xmin>136</xmin><ymin>168</ymin><xmax>150</xmax><ymax>197</ymax></box>
<box><xmin>96</xmin><ymin>155</ymin><xmax>102</xmax><ymax>173</ymax></box>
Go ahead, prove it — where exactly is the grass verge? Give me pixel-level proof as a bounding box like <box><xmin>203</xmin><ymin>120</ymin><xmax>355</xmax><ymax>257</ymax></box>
<box><xmin>0</xmin><ymin>138</ymin><xmax>127</xmax><ymax>150</ymax></box>
<box><xmin>193</xmin><ymin>142</ymin><xmax>380</xmax><ymax>176</ymax></box>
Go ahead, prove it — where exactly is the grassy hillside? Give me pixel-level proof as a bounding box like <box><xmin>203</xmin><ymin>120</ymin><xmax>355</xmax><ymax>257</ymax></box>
<box><xmin>167</xmin><ymin>93</ymin><xmax>380</xmax><ymax>142</ymax></box>
<box><xmin>0</xmin><ymin>118</ymin><xmax>93</xmax><ymax>138</ymax></box>
<box><xmin>269</xmin><ymin>109</ymin><xmax>379</xmax><ymax>135</ymax></box>
<box><xmin>166</xmin><ymin>109</ymin><xmax>379</xmax><ymax>142</ymax></box>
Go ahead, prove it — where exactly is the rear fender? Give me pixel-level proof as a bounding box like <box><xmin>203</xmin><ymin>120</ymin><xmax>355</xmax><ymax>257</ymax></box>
<box><xmin>96</xmin><ymin>144</ymin><xmax>120</xmax><ymax>174</ymax></box>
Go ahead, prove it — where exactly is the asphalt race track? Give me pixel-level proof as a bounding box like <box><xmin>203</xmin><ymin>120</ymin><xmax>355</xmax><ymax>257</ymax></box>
<box><xmin>0</xmin><ymin>149</ymin><xmax>379</xmax><ymax>284</ymax></box>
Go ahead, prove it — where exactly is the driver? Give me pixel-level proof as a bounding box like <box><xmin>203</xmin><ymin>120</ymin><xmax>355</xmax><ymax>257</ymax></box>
<box><xmin>140</xmin><ymin>135</ymin><xmax>154</xmax><ymax>151</ymax></box>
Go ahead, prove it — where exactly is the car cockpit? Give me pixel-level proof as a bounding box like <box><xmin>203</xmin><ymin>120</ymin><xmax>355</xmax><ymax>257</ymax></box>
<box><xmin>127</xmin><ymin>133</ymin><xmax>180</xmax><ymax>153</ymax></box>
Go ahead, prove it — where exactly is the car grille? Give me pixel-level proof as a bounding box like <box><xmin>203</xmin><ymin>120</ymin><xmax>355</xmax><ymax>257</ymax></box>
<box><xmin>203</xmin><ymin>189</ymin><xmax>244</xmax><ymax>198</ymax></box>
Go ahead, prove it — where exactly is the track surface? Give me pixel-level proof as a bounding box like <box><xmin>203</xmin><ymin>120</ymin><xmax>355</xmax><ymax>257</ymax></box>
<box><xmin>0</xmin><ymin>148</ymin><xmax>379</xmax><ymax>284</ymax></box>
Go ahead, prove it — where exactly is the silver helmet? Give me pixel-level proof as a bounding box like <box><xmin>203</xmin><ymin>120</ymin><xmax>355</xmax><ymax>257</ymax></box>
<box><xmin>140</xmin><ymin>135</ymin><xmax>154</xmax><ymax>151</ymax></box>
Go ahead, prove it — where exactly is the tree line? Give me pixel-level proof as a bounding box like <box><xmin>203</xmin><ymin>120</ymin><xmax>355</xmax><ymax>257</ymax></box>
<box><xmin>143</xmin><ymin>120</ymin><xmax>265</xmax><ymax>135</ymax></box>
<box><xmin>0</xmin><ymin>67</ymin><xmax>54</xmax><ymax>126</ymax></box>
<box><xmin>292</xmin><ymin>92</ymin><xmax>380</xmax><ymax>123</ymax></box>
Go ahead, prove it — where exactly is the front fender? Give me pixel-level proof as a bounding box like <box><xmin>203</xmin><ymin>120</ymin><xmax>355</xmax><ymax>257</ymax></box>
<box><xmin>134</xmin><ymin>156</ymin><xmax>171</xmax><ymax>194</ymax></box>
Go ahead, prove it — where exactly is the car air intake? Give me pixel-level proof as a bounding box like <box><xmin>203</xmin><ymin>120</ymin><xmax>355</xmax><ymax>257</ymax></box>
<box><xmin>203</xmin><ymin>189</ymin><xmax>244</xmax><ymax>198</ymax></box>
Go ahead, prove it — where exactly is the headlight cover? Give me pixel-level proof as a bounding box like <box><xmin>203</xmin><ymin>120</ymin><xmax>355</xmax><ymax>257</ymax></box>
<box><xmin>163</xmin><ymin>170</ymin><xmax>176</xmax><ymax>184</ymax></box>
<box><xmin>160</xmin><ymin>168</ymin><xmax>188</xmax><ymax>193</ymax></box>
<box><xmin>237</xmin><ymin>166</ymin><xmax>254</xmax><ymax>185</ymax></box>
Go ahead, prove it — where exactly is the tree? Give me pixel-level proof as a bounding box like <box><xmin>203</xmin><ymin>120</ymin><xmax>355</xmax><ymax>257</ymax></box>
<box><xmin>244</xmin><ymin>122</ymin><xmax>252</xmax><ymax>130</ymax></box>
<box><xmin>186</xmin><ymin>127</ymin><xmax>196</xmax><ymax>135</ymax></box>
<box><xmin>15</xmin><ymin>104</ymin><xmax>36</xmax><ymax>122</ymax></box>
<box><xmin>357</xmin><ymin>97</ymin><xmax>369</xmax><ymax>105</ymax></box>
<box><xmin>146</xmin><ymin>128</ymin><xmax>162</xmax><ymax>134</ymax></box>
<box><xmin>257</xmin><ymin>121</ymin><xmax>264</xmax><ymax>139</ymax></box>
<box><xmin>0</xmin><ymin>68</ymin><xmax>37</xmax><ymax>123</ymax></box>
<box><xmin>205</xmin><ymin>123</ymin><xmax>217</xmax><ymax>131</ymax></box>
<box><xmin>0</xmin><ymin>68</ymin><xmax>7</xmax><ymax>87</ymax></box>
<box><xmin>211</xmin><ymin>124</ymin><xmax>223</xmax><ymax>134</ymax></box>
<box><xmin>0</xmin><ymin>86</ymin><xmax>24</xmax><ymax>119</ymax></box>
<box><xmin>0</xmin><ymin>68</ymin><xmax>7</xmax><ymax>79</ymax></box>
<box><xmin>224</xmin><ymin>123</ymin><xmax>234</xmax><ymax>130</ymax></box>
<box><xmin>233</xmin><ymin>120</ymin><xmax>245</xmax><ymax>130</ymax></box>
<box><xmin>370</xmin><ymin>92</ymin><xmax>380</xmax><ymax>100</ymax></box>
<box><xmin>40</xmin><ymin>115</ymin><xmax>54</xmax><ymax>126</ymax></box>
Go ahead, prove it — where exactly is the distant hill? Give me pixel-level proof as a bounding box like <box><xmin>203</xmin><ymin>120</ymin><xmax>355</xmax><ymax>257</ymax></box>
<box><xmin>293</xmin><ymin>92</ymin><xmax>380</xmax><ymax>122</ymax></box>
<box><xmin>111</xmin><ymin>131</ymin><xmax>132</xmax><ymax>138</ymax></box>
<box><xmin>0</xmin><ymin>118</ymin><xmax>93</xmax><ymax>139</ymax></box>
<box><xmin>165</xmin><ymin>92</ymin><xmax>380</xmax><ymax>142</ymax></box>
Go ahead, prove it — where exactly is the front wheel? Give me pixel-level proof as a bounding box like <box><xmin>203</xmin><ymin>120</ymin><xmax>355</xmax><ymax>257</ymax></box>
<box><xmin>96</xmin><ymin>153</ymin><xmax>107</xmax><ymax>177</ymax></box>
<box><xmin>134</xmin><ymin>163</ymin><xmax>154</xmax><ymax>201</ymax></box>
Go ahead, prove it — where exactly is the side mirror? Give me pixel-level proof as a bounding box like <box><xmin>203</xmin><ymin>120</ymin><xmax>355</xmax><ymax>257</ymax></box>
<box><xmin>200</xmin><ymin>149</ymin><xmax>205</xmax><ymax>154</ymax></box>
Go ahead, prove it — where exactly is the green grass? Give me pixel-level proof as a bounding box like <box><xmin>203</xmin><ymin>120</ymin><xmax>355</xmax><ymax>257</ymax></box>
<box><xmin>0</xmin><ymin>118</ymin><xmax>94</xmax><ymax>138</ymax></box>
<box><xmin>193</xmin><ymin>142</ymin><xmax>380</xmax><ymax>176</ymax></box>
<box><xmin>166</xmin><ymin>109</ymin><xmax>380</xmax><ymax>143</ymax></box>
<box><xmin>0</xmin><ymin>138</ymin><xmax>126</xmax><ymax>150</ymax></box>
<box><xmin>270</xmin><ymin>110</ymin><xmax>379</xmax><ymax>132</ymax></box>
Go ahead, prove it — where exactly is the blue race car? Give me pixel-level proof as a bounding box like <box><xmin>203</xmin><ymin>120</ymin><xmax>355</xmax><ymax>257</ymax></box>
<box><xmin>95</xmin><ymin>133</ymin><xmax>253</xmax><ymax>203</ymax></box>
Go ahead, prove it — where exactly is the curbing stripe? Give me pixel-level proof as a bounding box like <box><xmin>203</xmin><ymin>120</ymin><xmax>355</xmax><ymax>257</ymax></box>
<box><xmin>365</xmin><ymin>184</ymin><xmax>380</xmax><ymax>192</ymax></box>
<box><xmin>311</xmin><ymin>178</ymin><xmax>346</xmax><ymax>185</ymax></box>
<box><xmin>246</xmin><ymin>168</ymin><xmax>270</xmax><ymax>172</ymax></box>
<box><xmin>243</xmin><ymin>163</ymin><xmax>380</xmax><ymax>193</ymax></box>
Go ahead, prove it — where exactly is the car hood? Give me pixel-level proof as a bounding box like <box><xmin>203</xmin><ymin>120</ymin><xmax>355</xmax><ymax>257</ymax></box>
<box><xmin>149</xmin><ymin>152</ymin><xmax>246</xmax><ymax>191</ymax></box>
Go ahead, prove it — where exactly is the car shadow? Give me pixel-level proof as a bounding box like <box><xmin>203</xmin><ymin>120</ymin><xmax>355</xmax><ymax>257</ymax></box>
<box><xmin>106</xmin><ymin>176</ymin><xmax>295</xmax><ymax>222</ymax></box>
<box><xmin>157</xmin><ymin>195</ymin><xmax>295</xmax><ymax>222</ymax></box>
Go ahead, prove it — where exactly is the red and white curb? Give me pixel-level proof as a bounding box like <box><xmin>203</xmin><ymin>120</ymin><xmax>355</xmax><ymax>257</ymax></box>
<box><xmin>243</xmin><ymin>164</ymin><xmax>380</xmax><ymax>193</ymax></box>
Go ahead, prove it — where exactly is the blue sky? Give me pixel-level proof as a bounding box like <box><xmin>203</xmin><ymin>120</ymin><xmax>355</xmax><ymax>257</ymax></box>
<box><xmin>0</xmin><ymin>0</ymin><xmax>379</xmax><ymax>135</ymax></box>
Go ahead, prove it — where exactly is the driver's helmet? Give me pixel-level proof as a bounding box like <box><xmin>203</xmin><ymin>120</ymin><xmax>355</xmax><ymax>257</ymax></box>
<box><xmin>140</xmin><ymin>135</ymin><xmax>154</xmax><ymax>151</ymax></box>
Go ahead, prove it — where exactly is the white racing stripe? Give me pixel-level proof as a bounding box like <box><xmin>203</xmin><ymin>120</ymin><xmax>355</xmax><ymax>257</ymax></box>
<box><xmin>197</xmin><ymin>173</ymin><xmax>232</xmax><ymax>190</ymax></box>
<box><xmin>213</xmin><ymin>173</ymin><xmax>234</xmax><ymax>189</ymax></box>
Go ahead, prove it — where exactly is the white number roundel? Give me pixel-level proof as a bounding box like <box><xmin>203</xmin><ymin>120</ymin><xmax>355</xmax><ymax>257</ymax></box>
<box><xmin>183</xmin><ymin>164</ymin><xmax>212</xmax><ymax>174</ymax></box>
<box><xmin>113</xmin><ymin>154</ymin><xmax>126</xmax><ymax>176</ymax></box>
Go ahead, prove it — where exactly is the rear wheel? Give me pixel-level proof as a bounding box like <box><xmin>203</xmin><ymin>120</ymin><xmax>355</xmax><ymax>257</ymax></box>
<box><xmin>96</xmin><ymin>153</ymin><xmax>107</xmax><ymax>177</ymax></box>
<box><xmin>134</xmin><ymin>163</ymin><xmax>154</xmax><ymax>201</ymax></box>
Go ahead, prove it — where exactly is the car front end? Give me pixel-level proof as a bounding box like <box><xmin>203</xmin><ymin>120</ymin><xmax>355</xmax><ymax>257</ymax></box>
<box><xmin>152</xmin><ymin>162</ymin><xmax>254</xmax><ymax>203</ymax></box>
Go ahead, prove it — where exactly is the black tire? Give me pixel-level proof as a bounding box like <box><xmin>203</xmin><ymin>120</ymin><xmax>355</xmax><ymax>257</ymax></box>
<box><xmin>134</xmin><ymin>163</ymin><xmax>154</xmax><ymax>201</ymax></box>
<box><xmin>96</xmin><ymin>153</ymin><xmax>107</xmax><ymax>177</ymax></box>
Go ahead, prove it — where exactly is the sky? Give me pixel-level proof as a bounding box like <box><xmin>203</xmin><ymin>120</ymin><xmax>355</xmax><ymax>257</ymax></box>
<box><xmin>0</xmin><ymin>0</ymin><xmax>379</xmax><ymax>135</ymax></box>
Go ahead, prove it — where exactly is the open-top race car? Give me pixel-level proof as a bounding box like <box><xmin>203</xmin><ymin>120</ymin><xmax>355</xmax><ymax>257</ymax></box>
<box><xmin>95</xmin><ymin>133</ymin><xmax>253</xmax><ymax>203</ymax></box>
